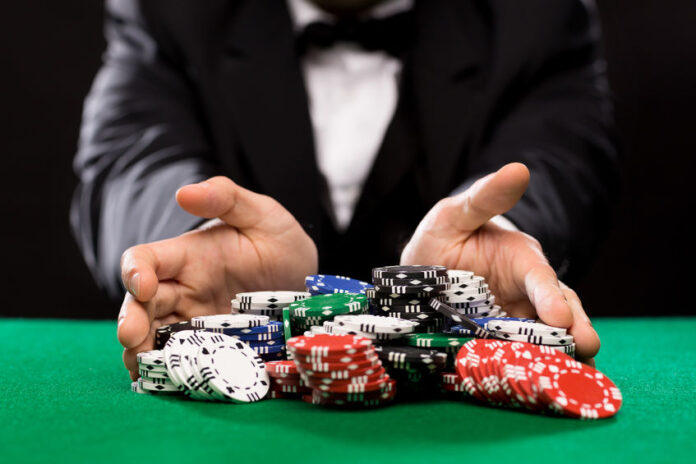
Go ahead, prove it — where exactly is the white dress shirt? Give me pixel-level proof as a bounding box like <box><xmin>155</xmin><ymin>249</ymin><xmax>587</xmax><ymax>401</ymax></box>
<box><xmin>286</xmin><ymin>0</ymin><xmax>518</xmax><ymax>234</ymax></box>
<box><xmin>287</xmin><ymin>0</ymin><xmax>413</xmax><ymax>231</ymax></box>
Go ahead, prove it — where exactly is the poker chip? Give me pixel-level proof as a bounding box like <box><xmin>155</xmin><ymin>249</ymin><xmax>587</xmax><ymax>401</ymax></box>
<box><xmin>372</xmin><ymin>283</ymin><xmax>450</xmax><ymax>295</ymax></box>
<box><xmin>236</xmin><ymin>291</ymin><xmax>311</xmax><ymax>305</ymax></box>
<box><xmin>450</xmin><ymin>339</ymin><xmax>622</xmax><ymax>419</ymax></box>
<box><xmin>322</xmin><ymin>321</ymin><xmax>405</xmax><ymax>340</ymax></box>
<box><xmin>333</xmin><ymin>314</ymin><xmax>419</xmax><ymax>334</ymax></box>
<box><xmin>191</xmin><ymin>314</ymin><xmax>270</xmax><ymax>329</ymax></box>
<box><xmin>405</xmin><ymin>333</ymin><xmax>473</xmax><ymax>348</ymax></box>
<box><xmin>155</xmin><ymin>321</ymin><xmax>194</xmax><ymax>349</ymax></box>
<box><xmin>305</xmin><ymin>274</ymin><xmax>373</xmax><ymax>295</ymax></box>
<box><xmin>372</xmin><ymin>276</ymin><xmax>448</xmax><ymax>286</ymax></box>
<box><xmin>197</xmin><ymin>338</ymin><xmax>270</xmax><ymax>402</ymax></box>
<box><xmin>372</xmin><ymin>265</ymin><xmax>447</xmax><ymax>279</ymax></box>
<box><xmin>487</xmin><ymin>320</ymin><xmax>568</xmax><ymax>337</ymax></box>
<box><xmin>127</xmin><ymin>265</ymin><xmax>617</xmax><ymax>420</ymax></box>
<box><xmin>492</xmin><ymin>332</ymin><xmax>575</xmax><ymax>346</ymax></box>
<box><xmin>446</xmin><ymin>270</ymin><xmax>475</xmax><ymax>282</ymax></box>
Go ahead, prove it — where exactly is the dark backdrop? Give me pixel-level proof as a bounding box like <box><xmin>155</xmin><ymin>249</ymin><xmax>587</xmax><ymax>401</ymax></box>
<box><xmin>1</xmin><ymin>1</ymin><xmax>693</xmax><ymax>319</ymax></box>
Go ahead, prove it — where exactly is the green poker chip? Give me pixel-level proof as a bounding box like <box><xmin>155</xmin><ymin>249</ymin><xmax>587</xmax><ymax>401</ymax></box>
<box><xmin>404</xmin><ymin>333</ymin><xmax>473</xmax><ymax>349</ymax></box>
<box><xmin>289</xmin><ymin>293</ymin><xmax>367</xmax><ymax>318</ymax></box>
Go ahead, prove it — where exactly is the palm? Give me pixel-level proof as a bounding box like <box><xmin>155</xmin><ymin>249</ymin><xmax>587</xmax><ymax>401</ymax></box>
<box><xmin>118</xmin><ymin>177</ymin><xmax>317</xmax><ymax>378</ymax></box>
<box><xmin>401</xmin><ymin>163</ymin><xmax>600</xmax><ymax>363</ymax></box>
<box><xmin>412</xmin><ymin>222</ymin><xmax>540</xmax><ymax>319</ymax></box>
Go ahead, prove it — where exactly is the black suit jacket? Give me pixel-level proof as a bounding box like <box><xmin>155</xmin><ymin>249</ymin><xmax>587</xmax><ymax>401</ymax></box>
<box><xmin>72</xmin><ymin>0</ymin><xmax>619</xmax><ymax>299</ymax></box>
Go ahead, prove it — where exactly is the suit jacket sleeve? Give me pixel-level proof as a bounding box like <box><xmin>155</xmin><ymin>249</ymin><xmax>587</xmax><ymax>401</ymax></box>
<box><xmin>71</xmin><ymin>0</ymin><xmax>216</xmax><ymax>299</ymax></box>
<box><xmin>452</xmin><ymin>0</ymin><xmax>620</xmax><ymax>282</ymax></box>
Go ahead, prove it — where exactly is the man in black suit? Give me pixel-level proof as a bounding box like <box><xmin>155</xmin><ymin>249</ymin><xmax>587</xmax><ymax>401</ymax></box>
<box><xmin>71</xmin><ymin>0</ymin><xmax>619</xmax><ymax>378</ymax></box>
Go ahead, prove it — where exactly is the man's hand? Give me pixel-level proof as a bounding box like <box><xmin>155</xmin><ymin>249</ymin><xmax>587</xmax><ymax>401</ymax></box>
<box><xmin>117</xmin><ymin>177</ymin><xmax>318</xmax><ymax>379</ymax></box>
<box><xmin>401</xmin><ymin>163</ymin><xmax>600</xmax><ymax>364</ymax></box>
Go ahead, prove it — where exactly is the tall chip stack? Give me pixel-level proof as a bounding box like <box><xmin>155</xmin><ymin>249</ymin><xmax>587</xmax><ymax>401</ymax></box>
<box><xmin>368</xmin><ymin>265</ymin><xmax>450</xmax><ymax>333</ymax></box>
<box><xmin>233</xmin><ymin>291</ymin><xmax>311</xmax><ymax>322</ymax></box>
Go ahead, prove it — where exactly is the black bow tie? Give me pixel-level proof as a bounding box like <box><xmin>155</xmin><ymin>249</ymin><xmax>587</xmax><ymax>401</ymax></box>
<box><xmin>296</xmin><ymin>11</ymin><xmax>414</xmax><ymax>57</ymax></box>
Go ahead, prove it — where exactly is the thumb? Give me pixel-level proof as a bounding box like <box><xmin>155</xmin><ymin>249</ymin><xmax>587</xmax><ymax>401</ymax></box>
<box><xmin>176</xmin><ymin>177</ymin><xmax>279</xmax><ymax>230</ymax></box>
<box><xmin>449</xmin><ymin>163</ymin><xmax>530</xmax><ymax>234</ymax></box>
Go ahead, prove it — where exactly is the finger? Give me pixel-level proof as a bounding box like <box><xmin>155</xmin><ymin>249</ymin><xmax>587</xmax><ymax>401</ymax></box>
<box><xmin>123</xmin><ymin>332</ymin><xmax>155</xmax><ymax>381</ymax></box>
<box><xmin>518</xmin><ymin>261</ymin><xmax>574</xmax><ymax>329</ymax></box>
<box><xmin>120</xmin><ymin>240</ymin><xmax>187</xmax><ymax>301</ymax></box>
<box><xmin>448</xmin><ymin>163</ymin><xmax>530</xmax><ymax>234</ymax></box>
<box><xmin>176</xmin><ymin>177</ymin><xmax>278</xmax><ymax>230</ymax></box>
<box><xmin>560</xmin><ymin>282</ymin><xmax>601</xmax><ymax>361</ymax></box>
<box><xmin>117</xmin><ymin>284</ymin><xmax>183</xmax><ymax>349</ymax></box>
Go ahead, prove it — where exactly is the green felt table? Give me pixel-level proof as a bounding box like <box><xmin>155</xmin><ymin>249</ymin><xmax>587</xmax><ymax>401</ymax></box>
<box><xmin>1</xmin><ymin>317</ymin><xmax>694</xmax><ymax>464</ymax></box>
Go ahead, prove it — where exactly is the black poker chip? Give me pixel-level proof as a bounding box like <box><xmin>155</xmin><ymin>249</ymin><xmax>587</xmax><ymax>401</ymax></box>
<box><xmin>373</xmin><ymin>283</ymin><xmax>450</xmax><ymax>295</ymax></box>
<box><xmin>372</xmin><ymin>265</ymin><xmax>448</xmax><ymax>280</ymax></box>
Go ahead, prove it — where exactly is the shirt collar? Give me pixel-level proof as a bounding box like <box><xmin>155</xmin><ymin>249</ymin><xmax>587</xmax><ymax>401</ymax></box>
<box><xmin>287</xmin><ymin>0</ymin><xmax>414</xmax><ymax>32</ymax></box>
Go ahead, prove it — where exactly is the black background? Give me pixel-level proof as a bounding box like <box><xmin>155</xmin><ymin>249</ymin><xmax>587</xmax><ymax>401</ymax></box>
<box><xmin>1</xmin><ymin>1</ymin><xmax>694</xmax><ymax>319</ymax></box>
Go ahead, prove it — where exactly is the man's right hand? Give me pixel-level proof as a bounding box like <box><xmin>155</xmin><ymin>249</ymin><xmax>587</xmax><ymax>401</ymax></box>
<box><xmin>117</xmin><ymin>177</ymin><xmax>318</xmax><ymax>380</ymax></box>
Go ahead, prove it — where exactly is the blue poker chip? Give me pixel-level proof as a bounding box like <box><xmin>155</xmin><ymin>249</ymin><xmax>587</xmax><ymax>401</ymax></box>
<box><xmin>247</xmin><ymin>338</ymin><xmax>285</xmax><ymax>348</ymax></box>
<box><xmin>259</xmin><ymin>350</ymin><xmax>286</xmax><ymax>361</ymax></box>
<box><xmin>449</xmin><ymin>317</ymin><xmax>534</xmax><ymax>335</ymax></box>
<box><xmin>228</xmin><ymin>331</ymin><xmax>284</xmax><ymax>342</ymax></box>
<box><xmin>200</xmin><ymin>321</ymin><xmax>283</xmax><ymax>335</ymax></box>
<box><xmin>305</xmin><ymin>274</ymin><xmax>373</xmax><ymax>295</ymax></box>
<box><xmin>250</xmin><ymin>343</ymin><xmax>286</xmax><ymax>354</ymax></box>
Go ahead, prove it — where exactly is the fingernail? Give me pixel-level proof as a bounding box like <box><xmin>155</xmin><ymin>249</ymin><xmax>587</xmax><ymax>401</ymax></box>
<box><xmin>130</xmin><ymin>273</ymin><xmax>141</xmax><ymax>298</ymax></box>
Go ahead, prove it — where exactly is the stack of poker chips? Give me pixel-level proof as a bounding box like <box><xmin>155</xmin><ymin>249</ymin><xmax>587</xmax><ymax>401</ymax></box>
<box><xmin>160</xmin><ymin>326</ymin><xmax>270</xmax><ymax>402</ymax></box>
<box><xmin>287</xmin><ymin>293</ymin><xmax>368</xmax><ymax>336</ymax></box>
<box><xmin>287</xmin><ymin>334</ymin><xmax>396</xmax><ymax>408</ymax></box>
<box><xmin>326</xmin><ymin>314</ymin><xmax>418</xmax><ymax>343</ymax></box>
<box><xmin>305</xmin><ymin>274</ymin><xmax>373</xmax><ymax>295</ymax></box>
<box><xmin>133</xmin><ymin>349</ymin><xmax>181</xmax><ymax>395</ymax></box>
<box><xmin>368</xmin><ymin>265</ymin><xmax>450</xmax><ymax>333</ymax></box>
<box><xmin>192</xmin><ymin>315</ymin><xmax>287</xmax><ymax>362</ymax></box>
<box><xmin>232</xmin><ymin>291</ymin><xmax>311</xmax><ymax>322</ymax></box>
<box><xmin>373</xmin><ymin>345</ymin><xmax>448</xmax><ymax>398</ymax></box>
<box><xmin>441</xmin><ymin>270</ymin><xmax>502</xmax><ymax>319</ymax></box>
<box><xmin>442</xmin><ymin>339</ymin><xmax>621</xmax><ymax>418</ymax></box>
<box><xmin>265</xmin><ymin>360</ymin><xmax>311</xmax><ymax>399</ymax></box>
<box><xmin>485</xmin><ymin>319</ymin><xmax>576</xmax><ymax>358</ymax></box>
<box><xmin>155</xmin><ymin>321</ymin><xmax>193</xmax><ymax>350</ymax></box>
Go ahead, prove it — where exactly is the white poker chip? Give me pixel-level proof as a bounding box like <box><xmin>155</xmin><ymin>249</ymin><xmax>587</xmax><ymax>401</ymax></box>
<box><xmin>235</xmin><ymin>291</ymin><xmax>311</xmax><ymax>305</ymax></box>
<box><xmin>139</xmin><ymin>378</ymin><xmax>179</xmax><ymax>392</ymax></box>
<box><xmin>333</xmin><ymin>314</ymin><xmax>418</xmax><ymax>334</ymax></box>
<box><xmin>231</xmin><ymin>299</ymin><xmax>296</xmax><ymax>310</ymax></box>
<box><xmin>444</xmin><ymin>291</ymin><xmax>492</xmax><ymax>303</ymax></box>
<box><xmin>322</xmin><ymin>321</ymin><xmax>403</xmax><ymax>340</ymax></box>
<box><xmin>443</xmin><ymin>284</ymin><xmax>489</xmax><ymax>297</ymax></box>
<box><xmin>449</xmin><ymin>277</ymin><xmax>487</xmax><ymax>289</ymax></box>
<box><xmin>492</xmin><ymin>332</ymin><xmax>574</xmax><ymax>346</ymax></box>
<box><xmin>446</xmin><ymin>270</ymin><xmax>475</xmax><ymax>283</ymax></box>
<box><xmin>136</xmin><ymin>349</ymin><xmax>165</xmax><ymax>366</ymax></box>
<box><xmin>447</xmin><ymin>295</ymin><xmax>496</xmax><ymax>308</ymax></box>
<box><xmin>197</xmin><ymin>338</ymin><xmax>270</xmax><ymax>403</ymax></box>
<box><xmin>191</xmin><ymin>314</ymin><xmax>269</xmax><ymax>329</ymax></box>
<box><xmin>162</xmin><ymin>331</ymin><xmax>209</xmax><ymax>400</ymax></box>
<box><xmin>486</xmin><ymin>320</ymin><xmax>568</xmax><ymax>337</ymax></box>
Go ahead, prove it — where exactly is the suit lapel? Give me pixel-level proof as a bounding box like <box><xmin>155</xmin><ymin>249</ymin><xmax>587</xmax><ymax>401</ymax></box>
<box><xmin>216</xmin><ymin>0</ymin><xmax>321</xmax><ymax>229</ymax></box>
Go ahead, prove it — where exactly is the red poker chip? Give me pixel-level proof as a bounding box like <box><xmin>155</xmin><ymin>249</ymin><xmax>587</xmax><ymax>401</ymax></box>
<box><xmin>311</xmin><ymin>379</ymin><xmax>396</xmax><ymax>402</ymax></box>
<box><xmin>269</xmin><ymin>383</ymin><xmax>311</xmax><ymax>394</ymax></box>
<box><xmin>298</xmin><ymin>363</ymin><xmax>384</xmax><ymax>379</ymax></box>
<box><xmin>294</xmin><ymin>355</ymin><xmax>381</xmax><ymax>373</ymax></box>
<box><xmin>286</xmin><ymin>334</ymin><xmax>373</xmax><ymax>356</ymax></box>
<box><xmin>307</xmin><ymin>385</ymin><xmax>397</xmax><ymax>407</ymax></box>
<box><xmin>531</xmin><ymin>352</ymin><xmax>622</xmax><ymax>419</ymax></box>
<box><xmin>271</xmin><ymin>376</ymin><xmax>307</xmax><ymax>387</ymax></box>
<box><xmin>292</xmin><ymin>349</ymin><xmax>377</xmax><ymax>364</ymax></box>
<box><xmin>304</xmin><ymin>367</ymin><xmax>387</xmax><ymax>387</ymax></box>
<box><xmin>455</xmin><ymin>339</ymin><xmax>490</xmax><ymax>403</ymax></box>
<box><xmin>313</xmin><ymin>374</ymin><xmax>391</xmax><ymax>393</ymax></box>
<box><xmin>265</xmin><ymin>360</ymin><xmax>298</xmax><ymax>376</ymax></box>
<box><xmin>267</xmin><ymin>390</ymin><xmax>296</xmax><ymax>399</ymax></box>
<box><xmin>439</xmin><ymin>372</ymin><xmax>463</xmax><ymax>385</ymax></box>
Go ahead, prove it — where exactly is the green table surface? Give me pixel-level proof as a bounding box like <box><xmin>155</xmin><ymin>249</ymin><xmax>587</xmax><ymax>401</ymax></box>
<box><xmin>1</xmin><ymin>317</ymin><xmax>695</xmax><ymax>464</ymax></box>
